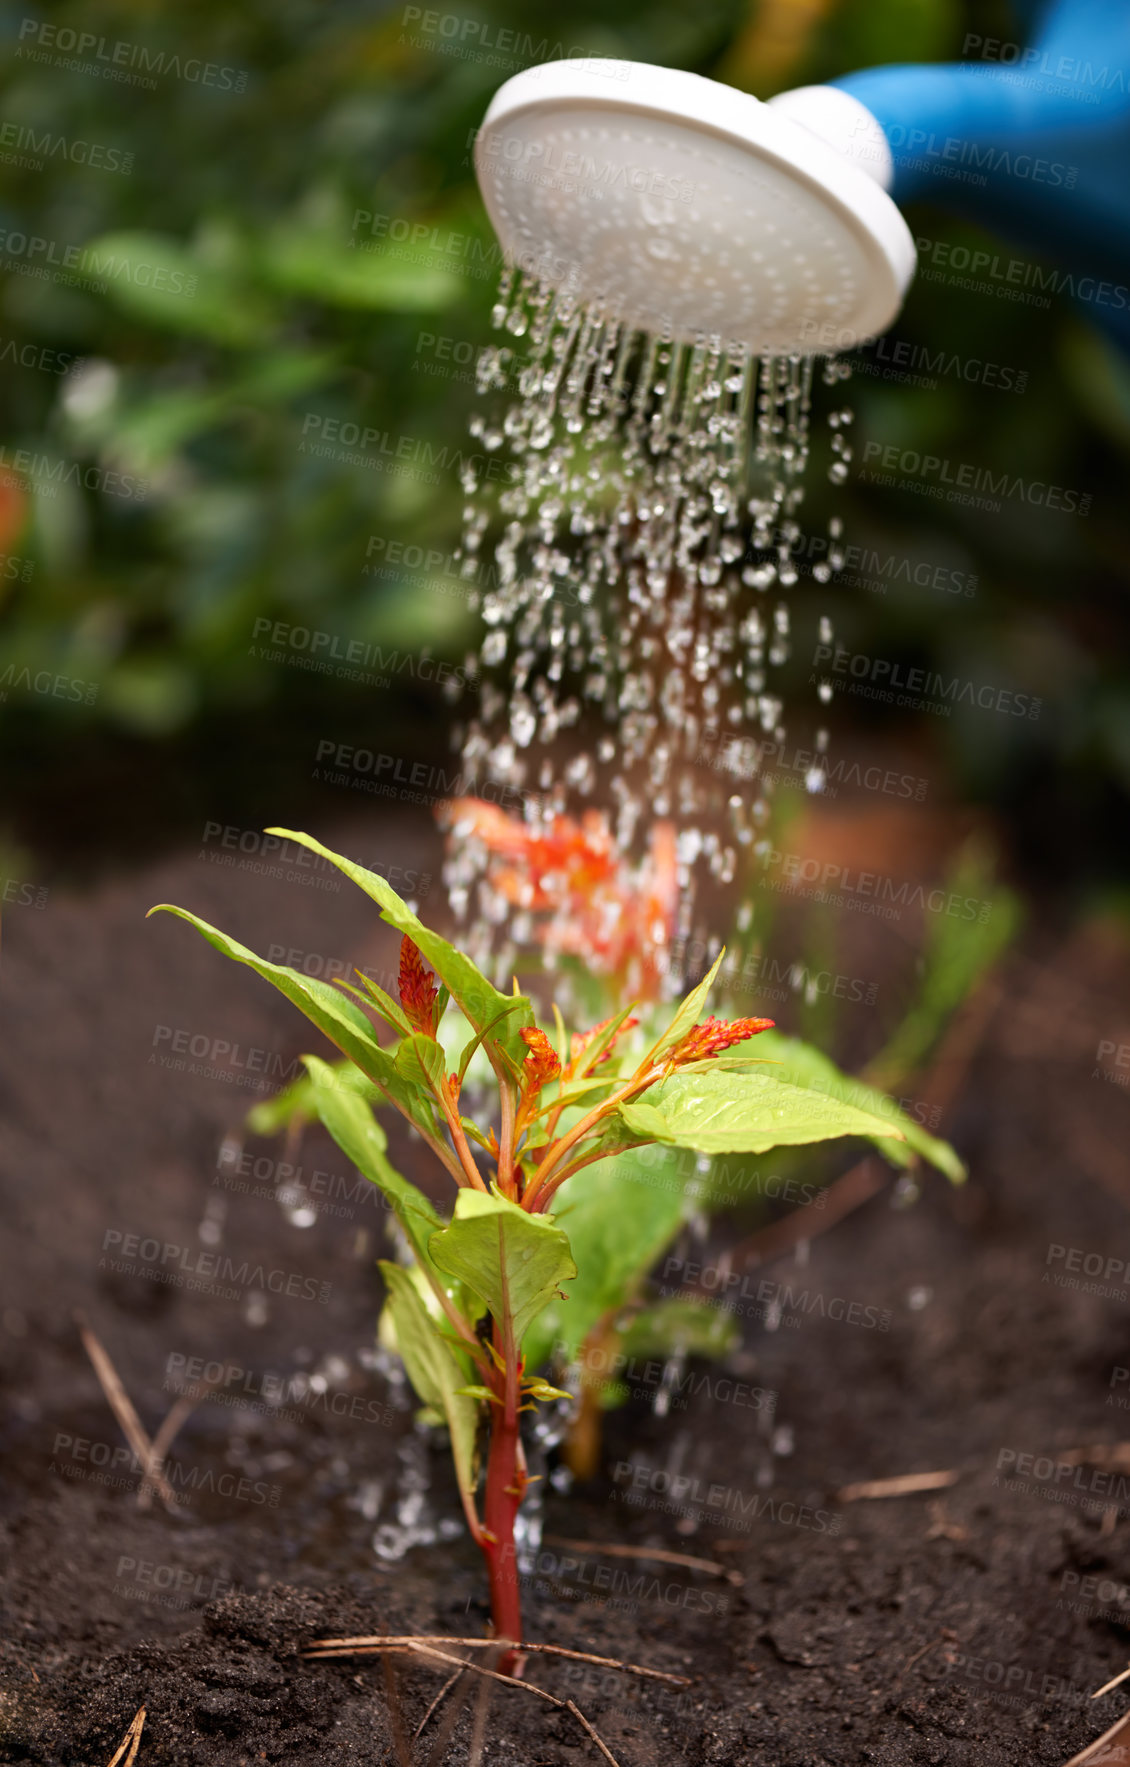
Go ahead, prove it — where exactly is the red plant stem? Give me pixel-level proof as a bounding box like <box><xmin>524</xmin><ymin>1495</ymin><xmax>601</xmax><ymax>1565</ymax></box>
<box><xmin>480</xmin><ymin>1323</ymin><xmax>525</xmax><ymax>1676</ymax></box>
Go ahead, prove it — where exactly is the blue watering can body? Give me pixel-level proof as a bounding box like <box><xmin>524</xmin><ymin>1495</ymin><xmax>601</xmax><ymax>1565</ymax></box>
<box><xmin>832</xmin><ymin>0</ymin><xmax>1130</xmax><ymax>340</ymax></box>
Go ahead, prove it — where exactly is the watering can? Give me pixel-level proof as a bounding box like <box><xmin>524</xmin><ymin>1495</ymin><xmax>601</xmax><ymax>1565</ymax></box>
<box><xmin>473</xmin><ymin>0</ymin><xmax>1130</xmax><ymax>353</ymax></box>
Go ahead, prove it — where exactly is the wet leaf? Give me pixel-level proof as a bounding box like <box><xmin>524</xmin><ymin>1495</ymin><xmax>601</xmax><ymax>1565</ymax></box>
<box><xmin>245</xmin><ymin>1057</ymin><xmax>376</xmax><ymax>1136</ymax></box>
<box><xmin>395</xmin><ymin>1031</ymin><xmax>449</xmax><ymax>1096</ymax></box>
<box><xmin>429</xmin><ymin>1189</ymin><xmax>577</xmax><ymax>1352</ymax></box>
<box><xmin>620</xmin><ymin>1069</ymin><xmax>908</xmax><ymax>1155</ymax></box>
<box><xmin>618</xmin><ymin>1296</ymin><xmax>740</xmax><ymax>1361</ymax></box>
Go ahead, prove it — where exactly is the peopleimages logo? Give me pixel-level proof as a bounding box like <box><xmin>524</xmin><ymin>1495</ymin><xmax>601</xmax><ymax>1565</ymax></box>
<box><xmin>659</xmin><ymin>1257</ymin><xmax>892</xmax><ymax>1331</ymax></box>
<box><xmin>250</xmin><ymin>619</ymin><xmax>473</xmax><ymax>690</ymax></box>
<box><xmin>859</xmin><ymin>334</ymin><xmax>1028</xmax><ymax>394</ymax></box>
<box><xmin>0</xmin><ymin>121</ymin><xmax>133</xmax><ymax>174</ymax></box>
<box><xmin>612</xmin><ymin>1461</ymin><xmax>840</xmax><ymax>1536</ymax></box>
<box><xmin>859</xmin><ymin>440</ymin><xmax>1090</xmax><ymax>515</ymax></box>
<box><xmin>880</xmin><ymin>123</ymin><xmax>1077</xmax><ymax>189</ymax></box>
<box><xmin>50</xmin><ymin>1434</ymin><xmax>279</xmax><ymax>1506</ymax></box>
<box><xmin>298</xmin><ymin>415</ymin><xmax>518</xmax><ymax>484</ymax></box>
<box><xmin>99</xmin><ymin>1229</ymin><xmax>331</xmax><ymax>1304</ymax></box>
<box><xmin>961</xmin><ymin>33</ymin><xmax>1129</xmax><ymax>95</ymax></box>
<box><xmin>15</xmin><ymin>20</ymin><xmax>248</xmax><ymax>91</ymax></box>
<box><xmin>1044</xmin><ymin>1242</ymin><xmax>1130</xmax><ymax>1298</ymax></box>
<box><xmin>915</xmin><ymin>233</ymin><xmax>1129</xmax><ymax>310</ymax></box>
<box><xmin>150</xmin><ymin>1023</ymin><xmax>302</xmax><ymax>1086</ymax></box>
<box><xmin>164</xmin><ymin>1353</ymin><xmax>395</xmax><ymax>1428</ymax></box>
<box><xmin>813</xmin><ymin>643</ymin><xmax>1042</xmax><ymax>721</ymax></box>
<box><xmin>761</xmin><ymin>846</ymin><xmax>994</xmax><ymax>924</ymax></box>
<box><xmin>0</xmin><ymin>440</ymin><xmax>147</xmax><ymax>500</ymax></box>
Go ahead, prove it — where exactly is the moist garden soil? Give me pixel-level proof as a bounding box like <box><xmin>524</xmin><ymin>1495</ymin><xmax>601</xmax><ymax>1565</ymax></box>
<box><xmin>3</xmin><ymin>808</ymin><xmax>1130</xmax><ymax>1765</ymax></box>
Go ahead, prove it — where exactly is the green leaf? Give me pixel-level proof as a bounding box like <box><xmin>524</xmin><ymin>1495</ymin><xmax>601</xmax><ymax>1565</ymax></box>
<box><xmin>150</xmin><ymin>902</ymin><xmax>386</xmax><ymax>1065</ymax></box>
<box><xmin>568</xmin><ymin>1113</ymin><xmax>656</xmax><ymax>1165</ymax></box>
<box><xmin>265</xmin><ymin>830</ymin><xmax>534</xmax><ymax>1070</ymax></box>
<box><xmin>454</xmin><ymin>1384</ymin><xmax>501</xmax><ymax>1405</ymax></box>
<box><xmin>428</xmin><ymin>1189</ymin><xmax>576</xmax><ymax>1352</ymax></box>
<box><xmin>457</xmin><ymin>1000</ymin><xmax>526</xmax><ymax>1086</ymax></box>
<box><xmin>80</xmin><ymin>232</ymin><xmax>274</xmax><ymax>345</ymax></box>
<box><xmin>395</xmin><ymin>1031</ymin><xmax>450</xmax><ymax>1096</ymax></box>
<box><xmin>302</xmin><ymin>1055</ymin><xmax>444</xmax><ymax>1269</ymax></box>
<box><xmin>148</xmin><ymin>904</ymin><xmax>438</xmax><ymax>1141</ymax></box>
<box><xmin>749</xmin><ymin>1032</ymin><xmax>965</xmax><ymax>1183</ymax></box>
<box><xmin>521</xmin><ymin>1147</ymin><xmax>688</xmax><ymax>1370</ymax></box>
<box><xmin>380</xmin><ymin>1262</ymin><xmax>479</xmax><ymax>1507</ymax></box>
<box><xmin>646</xmin><ymin>950</ymin><xmax>725</xmax><ymax>1067</ymax></box>
<box><xmin>620</xmin><ymin>1069</ymin><xmax>909</xmax><ymax>1157</ymax></box>
<box><xmin>350</xmin><ymin>972</ymin><xmax>412</xmax><ymax>1036</ymax></box>
<box><xmin>570</xmin><ymin>1002</ymin><xmax>641</xmax><ymax>1076</ymax></box>
<box><xmin>521</xmin><ymin>1377</ymin><xmax>573</xmax><ymax>1403</ymax></box>
<box><xmin>532</xmin><ymin>1074</ymin><xmax>624</xmax><ymax>1116</ymax></box>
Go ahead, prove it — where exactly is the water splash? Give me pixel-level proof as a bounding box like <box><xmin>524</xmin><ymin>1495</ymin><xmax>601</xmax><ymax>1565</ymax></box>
<box><xmin>371</xmin><ymin>1422</ymin><xmax>464</xmax><ymax>1563</ymax></box>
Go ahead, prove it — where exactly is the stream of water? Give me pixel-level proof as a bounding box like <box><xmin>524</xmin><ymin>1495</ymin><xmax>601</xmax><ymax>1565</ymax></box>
<box><xmin>447</xmin><ymin>268</ymin><xmax>852</xmax><ymax>994</ymax></box>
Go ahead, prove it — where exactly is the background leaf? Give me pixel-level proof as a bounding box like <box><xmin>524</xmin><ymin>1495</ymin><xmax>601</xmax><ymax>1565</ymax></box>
<box><xmin>80</xmin><ymin>231</ymin><xmax>274</xmax><ymax>344</ymax></box>
<box><xmin>618</xmin><ymin>1296</ymin><xmax>740</xmax><ymax>1362</ymax></box>
<box><xmin>260</xmin><ymin>224</ymin><xmax>466</xmax><ymax>310</ymax></box>
<box><xmin>646</xmin><ymin>950</ymin><xmax>725</xmax><ymax>1066</ymax></box>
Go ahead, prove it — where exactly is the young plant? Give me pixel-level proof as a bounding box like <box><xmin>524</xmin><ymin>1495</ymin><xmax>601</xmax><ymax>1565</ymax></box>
<box><xmin>151</xmin><ymin>828</ymin><xmax>941</xmax><ymax>1664</ymax></box>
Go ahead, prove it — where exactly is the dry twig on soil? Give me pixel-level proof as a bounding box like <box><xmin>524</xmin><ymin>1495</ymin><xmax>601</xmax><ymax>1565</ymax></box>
<box><xmin>306</xmin><ymin>1634</ymin><xmax>693</xmax><ymax>1684</ymax></box>
<box><xmin>835</xmin><ymin>1470</ymin><xmax>959</xmax><ymax>1501</ymax></box>
<box><xmin>105</xmin><ymin>1706</ymin><xmax>145</xmax><ymax>1767</ymax></box>
<box><xmin>75</xmin><ymin>1315</ymin><xmax>179</xmax><ymax>1511</ymax></box>
<box><xmin>543</xmin><ymin>1533</ymin><xmax>744</xmax><ymax>1584</ymax></box>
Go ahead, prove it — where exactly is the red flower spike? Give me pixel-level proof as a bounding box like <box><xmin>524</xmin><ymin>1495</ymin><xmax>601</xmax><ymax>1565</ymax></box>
<box><xmin>520</xmin><ymin>1027</ymin><xmax>562</xmax><ymax>1095</ymax></box>
<box><xmin>569</xmin><ymin>1014</ymin><xmax>640</xmax><ymax>1073</ymax></box>
<box><xmin>398</xmin><ymin>935</ymin><xmax>439</xmax><ymax>1038</ymax></box>
<box><xmin>669</xmin><ymin>1015</ymin><xmax>775</xmax><ymax>1067</ymax></box>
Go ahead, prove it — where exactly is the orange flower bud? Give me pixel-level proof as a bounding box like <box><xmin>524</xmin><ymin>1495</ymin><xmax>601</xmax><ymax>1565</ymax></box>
<box><xmin>669</xmin><ymin>1016</ymin><xmax>775</xmax><ymax>1066</ymax></box>
<box><xmin>520</xmin><ymin>1026</ymin><xmax>562</xmax><ymax>1094</ymax></box>
<box><xmin>398</xmin><ymin>935</ymin><xmax>439</xmax><ymax>1037</ymax></box>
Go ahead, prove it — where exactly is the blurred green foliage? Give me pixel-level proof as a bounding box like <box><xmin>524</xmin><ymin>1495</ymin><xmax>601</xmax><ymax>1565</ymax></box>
<box><xmin>865</xmin><ymin>836</ymin><xmax>1021</xmax><ymax>1088</ymax></box>
<box><xmin>0</xmin><ymin>0</ymin><xmax>1127</xmax><ymax>879</ymax></box>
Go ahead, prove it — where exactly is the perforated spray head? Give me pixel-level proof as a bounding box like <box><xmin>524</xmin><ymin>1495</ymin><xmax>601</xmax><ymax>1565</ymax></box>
<box><xmin>474</xmin><ymin>61</ymin><xmax>916</xmax><ymax>356</ymax></box>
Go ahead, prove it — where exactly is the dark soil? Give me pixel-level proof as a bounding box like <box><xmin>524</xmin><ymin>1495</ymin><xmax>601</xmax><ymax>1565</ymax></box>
<box><xmin>3</xmin><ymin>810</ymin><xmax>1130</xmax><ymax>1765</ymax></box>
